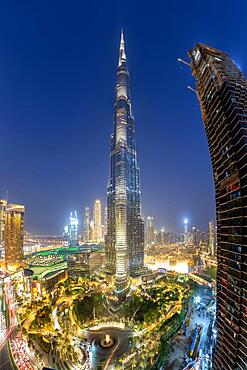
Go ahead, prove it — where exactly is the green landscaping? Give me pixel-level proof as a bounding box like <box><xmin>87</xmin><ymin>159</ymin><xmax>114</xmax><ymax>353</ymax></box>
<box><xmin>197</xmin><ymin>266</ymin><xmax>217</xmax><ymax>282</ymax></box>
<box><xmin>20</xmin><ymin>272</ymin><xmax>194</xmax><ymax>370</ymax></box>
<box><xmin>28</xmin><ymin>334</ymin><xmax>51</xmax><ymax>353</ymax></box>
<box><xmin>122</xmin><ymin>287</ymin><xmax>180</xmax><ymax>326</ymax></box>
<box><xmin>73</xmin><ymin>293</ymin><xmax>104</xmax><ymax>326</ymax></box>
<box><xmin>30</xmin><ymin>305</ymin><xmax>52</xmax><ymax>329</ymax></box>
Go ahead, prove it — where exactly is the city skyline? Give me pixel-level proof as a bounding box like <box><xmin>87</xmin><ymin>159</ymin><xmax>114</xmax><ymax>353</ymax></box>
<box><xmin>0</xmin><ymin>5</ymin><xmax>246</xmax><ymax>366</ymax></box>
<box><xmin>2</xmin><ymin>1</ymin><xmax>247</xmax><ymax>234</ymax></box>
<box><xmin>0</xmin><ymin>30</ymin><xmax>247</xmax><ymax>370</ymax></box>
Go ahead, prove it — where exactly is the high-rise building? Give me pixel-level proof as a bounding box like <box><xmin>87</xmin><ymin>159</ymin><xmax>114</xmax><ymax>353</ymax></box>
<box><xmin>0</xmin><ymin>200</ymin><xmax>7</xmax><ymax>257</ymax></box>
<box><xmin>160</xmin><ymin>226</ymin><xmax>165</xmax><ymax>245</ymax></box>
<box><xmin>146</xmin><ymin>216</ymin><xmax>155</xmax><ymax>246</ymax></box>
<box><xmin>154</xmin><ymin>230</ymin><xmax>158</xmax><ymax>245</ymax></box>
<box><xmin>189</xmin><ymin>43</ymin><xmax>247</xmax><ymax>370</ymax></box>
<box><xmin>192</xmin><ymin>226</ymin><xmax>196</xmax><ymax>245</ymax></box>
<box><xmin>90</xmin><ymin>220</ymin><xmax>95</xmax><ymax>242</ymax></box>
<box><xmin>83</xmin><ymin>207</ymin><xmax>91</xmax><ymax>242</ymax></box>
<box><xmin>69</xmin><ymin>211</ymin><xmax>79</xmax><ymax>245</ymax></box>
<box><xmin>104</xmin><ymin>206</ymin><xmax>107</xmax><ymax>236</ymax></box>
<box><xmin>200</xmin><ymin>230</ymin><xmax>207</xmax><ymax>244</ymax></box>
<box><xmin>191</xmin><ymin>227</ymin><xmax>201</xmax><ymax>246</ymax></box>
<box><xmin>0</xmin><ymin>200</ymin><xmax>7</xmax><ymax>243</ymax></box>
<box><xmin>184</xmin><ymin>218</ymin><xmax>189</xmax><ymax>245</ymax></box>
<box><xmin>93</xmin><ymin>200</ymin><xmax>102</xmax><ymax>243</ymax></box>
<box><xmin>196</xmin><ymin>229</ymin><xmax>201</xmax><ymax>245</ymax></box>
<box><xmin>5</xmin><ymin>203</ymin><xmax>25</xmax><ymax>263</ymax></box>
<box><xmin>89</xmin><ymin>251</ymin><xmax>105</xmax><ymax>275</ymax></box>
<box><xmin>167</xmin><ymin>233</ymin><xmax>177</xmax><ymax>244</ymax></box>
<box><xmin>208</xmin><ymin>220</ymin><xmax>216</xmax><ymax>256</ymax></box>
<box><xmin>105</xmin><ymin>31</ymin><xmax>144</xmax><ymax>294</ymax></box>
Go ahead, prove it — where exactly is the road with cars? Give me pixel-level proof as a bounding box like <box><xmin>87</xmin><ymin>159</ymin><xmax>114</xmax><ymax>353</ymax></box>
<box><xmin>0</xmin><ymin>286</ymin><xmax>15</xmax><ymax>370</ymax></box>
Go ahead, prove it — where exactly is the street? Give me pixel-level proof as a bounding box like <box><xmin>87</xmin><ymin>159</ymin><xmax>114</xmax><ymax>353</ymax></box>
<box><xmin>167</xmin><ymin>290</ymin><xmax>215</xmax><ymax>370</ymax></box>
<box><xmin>0</xmin><ymin>343</ymin><xmax>15</xmax><ymax>370</ymax></box>
<box><xmin>0</xmin><ymin>286</ymin><xmax>14</xmax><ymax>370</ymax></box>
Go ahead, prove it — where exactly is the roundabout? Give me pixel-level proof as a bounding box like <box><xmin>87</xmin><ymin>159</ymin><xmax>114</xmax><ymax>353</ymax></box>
<box><xmin>86</xmin><ymin>326</ymin><xmax>133</xmax><ymax>369</ymax></box>
<box><xmin>99</xmin><ymin>334</ymin><xmax>114</xmax><ymax>349</ymax></box>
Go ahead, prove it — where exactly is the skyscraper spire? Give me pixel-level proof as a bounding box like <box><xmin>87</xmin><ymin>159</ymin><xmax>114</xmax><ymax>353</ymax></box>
<box><xmin>106</xmin><ymin>32</ymin><xmax>144</xmax><ymax>299</ymax></box>
<box><xmin>118</xmin><ymin>29</ymin><xmax>127</xmax><ymax>67</ymax></box>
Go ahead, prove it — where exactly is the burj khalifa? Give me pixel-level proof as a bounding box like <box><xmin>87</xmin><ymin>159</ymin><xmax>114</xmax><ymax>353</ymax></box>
<box><xmin>105</xmin><ymin>31</ymin><xmax>144</xmax><ymax>296</ymax></box>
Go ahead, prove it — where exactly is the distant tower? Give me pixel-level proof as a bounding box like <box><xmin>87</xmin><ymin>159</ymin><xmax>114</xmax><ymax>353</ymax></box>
<box><xmin>105</xmin><ymin>30</ymin><xmax>144</xmax><ymax>296</ymax></box>
<box><xmin>154</xmin><ymin>230</ymin><xmax>158</xmax><ymax>245</ymax></box>
<box><xmin>208</xmin><ymin>221</ymin><xmax>216</xmax><ymax>256</ymax></box>
<box><xmin>192</xmin><ymin>226</ymin><xmax>196</xmax><ymax>245</ymax></box>
<box><xmin>184</xmin><ymin>218</ymin><xmax>188</xmax><ymax>245</ymax></box>
<box><xmin>5</xmin><ymin>203</ymin><xmax>25</xmax><ymax>264</ymax></box>
<box><xmin>89</xmin><ymin>220</ymin><xmax>95</xmax><ymax>242</ymax></box>
<box><xmin>93</xmin><ymin>200</ymin><xmax>102</xmax><ymax>243</ymax></box>
<box><xmin>196</xmin><ymin>229</ymin><xmax>201</xmax><ymax>245</ymax></box>
<box><xmin>83</xmin><ymin>207</ymin><xmax>91</xmax><ymax>242</ymax></box>
<box><xmin>160</xmin><ymin>226</ymin><xmax>165</xmax><ymax>245</ymax></box>
<box><xmin>63</xmin><ymin>224</ymin><xmax>69</xmax><ymax>245</ymax></box>
<box><xmin>0</xmin><ymin>200</ymin><xmax>7</xmax><ymax>256</ymax></box>
<box><xmin>69</xmin><ymin>211</ymin><xmax>79</xmax><ymax>245</ymax></box>
<box><xmin>146</xmin><ymin>216</ymin><xmax>155</xmax><ymax>246</ymax></box>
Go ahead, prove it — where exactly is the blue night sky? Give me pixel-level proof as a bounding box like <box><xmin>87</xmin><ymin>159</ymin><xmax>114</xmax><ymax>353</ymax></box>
<box><xmin>0</xmin><ymin>1</ymin><xmax>246</xmax><ymax>234</ymax></box>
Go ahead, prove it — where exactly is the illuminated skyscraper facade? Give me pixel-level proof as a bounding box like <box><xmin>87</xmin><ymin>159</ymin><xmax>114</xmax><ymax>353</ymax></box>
<box><xmin>5</xmin><ymin>203</ymin><xmax>25</xmax><ymax>263</ymax></box>
<box><xmin>189</xmin><ymin>43</ymin><xmax>247</xmax><ymax>370</ymax></box>
<box><xmin>0</xmin><ymin>200</ymin><xmax>7</xmax><ymax>251</ymax></box>
<box><xmin>146</xmin><ymin>216</ymin><xmax>155</xmax><ymax>246</ymax></box>
<box><xmin>83</xmin><ymin>207</ymin><xmax>91</xmax><ymax>242</ymax></box>
<box><xmin>104</xmin><ymin>206</ymin><xmax>107</xmax><ymax>236</ymax></box>
<box><xmin>160</xmin><ymin>226</ymin><xmax>165</xmax><ymax>245</ymax></box>
<box><xmin>93</xmin><ymin>199</ymin><xmax>102</xmax><ymax>242</ymax></box>
<box><xmin>184</xmin><ymin>218</ymin><xmax>189</xmax><ymax>245</ymax></box>
<box><xmin>69</xmin><ymin>211</ymin><xmax>79</xmax><ymax>245</ymax></box>
<box><xmin>90</xmin><ymin>220</ymin><xmax>95</xmax><ymax>242</ymax></box>
<box><xmin>192</xmin><ymin>226</ymin><xmax>197</xmax><ymax>245</ymax></box>
<box><xmin>208</xmin><ymin>220</ymin><xmax>216</xmax><ymax>256</ymax></box>
<box><xmin>105</xmin><ymin>31</ymin><xmax>144</xmax><ymax>293</ymax></box>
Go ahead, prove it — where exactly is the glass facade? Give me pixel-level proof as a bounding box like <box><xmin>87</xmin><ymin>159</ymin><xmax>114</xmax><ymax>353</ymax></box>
<box><xmin>69</xmin><ymin>211</ymin><xmax>79</xmax><ymax>246</ymax></box>
<box><xmin>105</xmin><ymin>31</ymin><xmax>144</xmax><ymax>292</ymax></box>
<box><xmin>83</xmin><ymin>206</ymin><xmax>90</xmax><ymax>242</ymax></box>
<box><xmin>93</xmin><ymin>199</ymin><xmax>102</xmax><ymax>242</ymax></box>
<box><xmin>189</xmin><ymin>43</ymin><xmax>247</xmax><ymax>370</ymax></box>
<box><xmin>0</xmin><ymin>199</ymin><xmax>7</xmax><ymax>247</ymax></box>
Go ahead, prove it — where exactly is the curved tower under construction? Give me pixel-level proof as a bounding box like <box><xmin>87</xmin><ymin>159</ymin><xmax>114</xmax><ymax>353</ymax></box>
<box><xmin>189</xmin><ymin>43</ymin><xmax>247</xmax><ymax>370</ymax></box>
